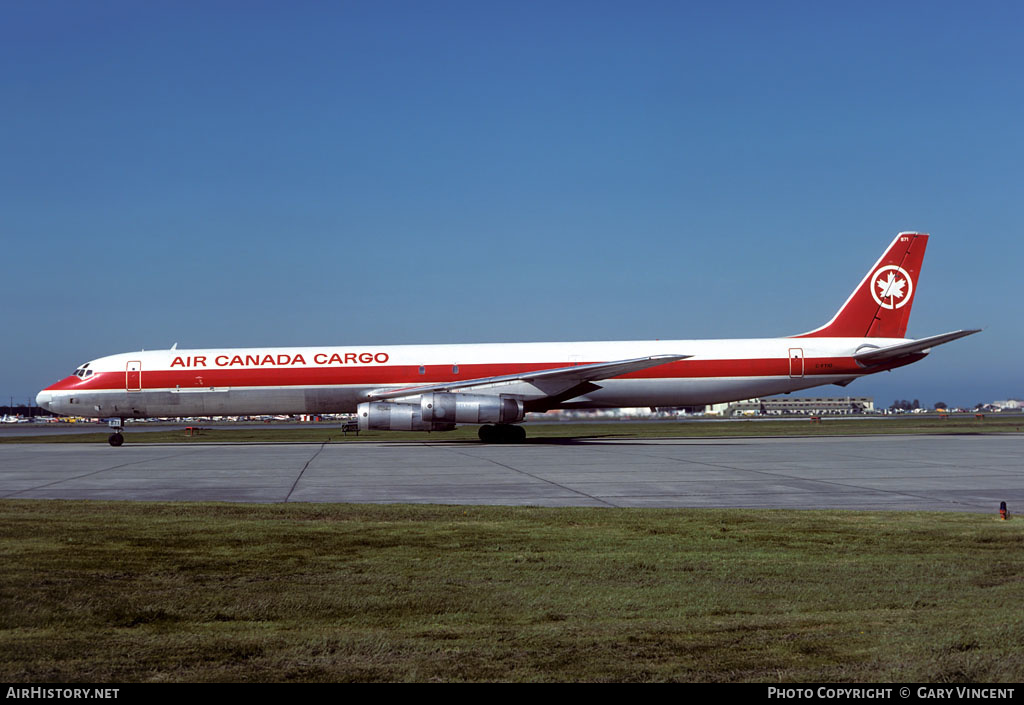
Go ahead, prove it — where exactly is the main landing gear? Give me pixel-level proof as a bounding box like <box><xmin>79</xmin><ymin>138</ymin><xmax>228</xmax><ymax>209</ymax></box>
<box><xmin>108</xmin><ymin>418</ymin><xmax>125</xmax><ymax>447</ymax></box>
<box><xmin>478</xmin><ymin>424</ymin><xmax>527</xmax><ymax>444</ymax></box>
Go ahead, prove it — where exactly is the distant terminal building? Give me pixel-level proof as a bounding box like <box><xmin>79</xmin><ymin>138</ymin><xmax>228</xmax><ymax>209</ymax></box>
<box><xmin>534</xmin><ymin>396</ymin><xmax>875</xmax><ymax>420</ymax></box>
<box><xmin>707</xmin><ymin>396</ymin><xmax>874</xmax><ymax>416</ymax></box>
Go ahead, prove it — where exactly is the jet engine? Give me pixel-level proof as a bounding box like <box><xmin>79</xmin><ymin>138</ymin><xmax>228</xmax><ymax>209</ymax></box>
<box><xmin>356</xmin><ymin>401</ymin><xmax>455</xmax><ymax>432</ymax></box>
<box><xmin>419</xmin><ymin>393</ymin><xmax>525</xmax><ymax>425</ymax></box>
<box><xmin>357</xmin><ymin>393</ymin><xmax>525</xmax><ymax>431</ymax></box>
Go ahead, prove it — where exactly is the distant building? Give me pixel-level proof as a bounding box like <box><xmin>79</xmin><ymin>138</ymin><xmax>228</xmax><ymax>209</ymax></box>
<box><xmin>532</xmin><ymin>396</ymin><xmax>876</xmax><ymax>420</ymax></box>
<box><xmin>706</xmin><ymin>396</ymin><xmax>874</xmax><ymax>416</ymax></box>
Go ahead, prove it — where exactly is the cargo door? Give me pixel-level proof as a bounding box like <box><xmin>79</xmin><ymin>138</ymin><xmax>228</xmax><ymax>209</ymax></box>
<box><xmin>126</xmin><ymin>361</ymin><xmax>142</xmax><ymax>391</ymax></box>
<box><xmin>788</xmin><ymin>348</ymin><xmax>804</xmax><ymax>378</ymax></box>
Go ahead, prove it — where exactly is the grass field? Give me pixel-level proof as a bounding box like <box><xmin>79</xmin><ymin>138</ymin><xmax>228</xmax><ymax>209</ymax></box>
<box><xmin>3</xmin><ymin>414</ymin><xmax>1023</xmax><ymax>444</ymax></box>
<box><xmin>1</xmin><ymin>501</ymin><xmax>1022</xmax><ymax>682</ymax></box>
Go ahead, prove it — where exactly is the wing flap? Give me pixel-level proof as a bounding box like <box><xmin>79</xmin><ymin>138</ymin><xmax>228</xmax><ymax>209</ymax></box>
<box><xmin>366</xmin><ymin>354</ymin><xmax>690</xmax><ymax>401</ymax></box>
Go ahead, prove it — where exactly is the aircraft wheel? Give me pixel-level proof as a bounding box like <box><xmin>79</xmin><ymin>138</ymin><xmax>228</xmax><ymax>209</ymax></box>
<box><xmin>479</xmin><ymin>425</ymin><xmax>527</xmax><ymax>443</ymax></box>
<box><xmin>108</xmin><ymin>433</ymin><xmax>124</xmax><ymax>447</ymax></box>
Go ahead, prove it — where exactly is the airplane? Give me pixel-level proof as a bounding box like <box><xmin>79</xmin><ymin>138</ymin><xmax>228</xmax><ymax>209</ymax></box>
<box><xmin>35</xmin><ymin>232</ymin><xmax>979</xmax><ymax>446</ymax></box>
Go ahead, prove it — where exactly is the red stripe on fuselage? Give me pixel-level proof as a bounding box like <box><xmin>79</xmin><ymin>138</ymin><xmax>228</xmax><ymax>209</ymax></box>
<box><xmin>44</xmin><ymin>357</ymin><xmax>869</xmax><ymax>392</ymax></box>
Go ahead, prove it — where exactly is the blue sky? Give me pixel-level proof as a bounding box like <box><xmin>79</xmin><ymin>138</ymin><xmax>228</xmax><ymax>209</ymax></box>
<box><xmin>2</xmin><ymin>1</ymin><xmax>1020</xmax><ymax>408</ymax></box>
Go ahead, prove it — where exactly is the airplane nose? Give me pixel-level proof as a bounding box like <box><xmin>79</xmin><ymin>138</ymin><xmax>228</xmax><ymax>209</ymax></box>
<box><xmin>36</xmin><ymin>391</ymin><xmax>52</xmax><ymax>411</ymax></box>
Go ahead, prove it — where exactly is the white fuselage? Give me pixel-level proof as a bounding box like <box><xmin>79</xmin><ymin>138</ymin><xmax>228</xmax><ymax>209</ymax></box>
<box><xmin>36</xmin><ymin>336</ymin><xmax>912</xmax><ymax>419</ymax></box>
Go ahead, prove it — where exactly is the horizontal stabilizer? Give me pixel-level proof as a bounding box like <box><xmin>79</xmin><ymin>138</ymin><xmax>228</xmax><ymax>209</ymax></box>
<box><xmin>854</xmin><ymin>329</ymin><xmax>981</xmax><ymax>364</ymax></box>
<box><xmin>367</xmin><ymin>354</ymin><xmax>691</xmax><ymax>401</ymax></box>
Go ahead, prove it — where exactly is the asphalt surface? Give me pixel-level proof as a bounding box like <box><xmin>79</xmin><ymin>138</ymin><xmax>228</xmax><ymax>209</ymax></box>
<box><xmin>1</xmin><ymin>434</ymin><xmax>1022</xmax><ymax>512</ymax></box>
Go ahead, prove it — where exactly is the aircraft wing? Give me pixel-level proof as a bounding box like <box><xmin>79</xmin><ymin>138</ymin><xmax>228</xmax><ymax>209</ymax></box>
<box><xmin>366</xmin><ymin>354</ymin><xmax>691</xmax><ymax>401</ymax></box>
<box><xmin>854</xmin><ymin>329</ymin><xmax>981</xmax><ymax>364</ymax></box>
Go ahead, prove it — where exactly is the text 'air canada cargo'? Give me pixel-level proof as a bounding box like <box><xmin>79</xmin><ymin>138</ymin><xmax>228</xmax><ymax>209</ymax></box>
<box><xmin>36</xmin><ymin>232</ymin><xmax>979</xmax><ymax>446</ymax></box>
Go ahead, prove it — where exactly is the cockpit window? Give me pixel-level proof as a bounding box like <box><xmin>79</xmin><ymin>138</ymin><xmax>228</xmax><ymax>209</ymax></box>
<box><xmin>73</xmin><ymin>363</ymin><xmax>92</xmax><ymax>378</ymax></box>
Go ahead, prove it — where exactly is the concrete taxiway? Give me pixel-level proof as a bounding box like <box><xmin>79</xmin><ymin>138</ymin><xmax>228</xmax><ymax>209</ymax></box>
<box><xmin>2</xmin><ymin>435</ymin><xmax>1022</xmax><ymax>512</ymax></box>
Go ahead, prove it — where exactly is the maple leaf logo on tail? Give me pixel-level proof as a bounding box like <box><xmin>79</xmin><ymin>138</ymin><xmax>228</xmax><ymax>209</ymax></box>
<box><xmin>877</xmin><ymin>272</ymin><xmax>906</xmax><ymax>300</ymax></box>
<box><xmin>870</xmin><ymin>265</ymin><xmax>913</xmax><ymax>310</ymax></box>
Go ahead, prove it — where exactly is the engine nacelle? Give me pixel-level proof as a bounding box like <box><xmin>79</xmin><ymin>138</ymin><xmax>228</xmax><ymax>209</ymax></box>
<box><xmin>419</xmin><ymin>393</ymin><xmax>525</xmax><ymax>425</ymax></box>
<box><xmin>357</xmin><ymin>401</ymin><xmax>456</xmax><ymax>432</ymax></box>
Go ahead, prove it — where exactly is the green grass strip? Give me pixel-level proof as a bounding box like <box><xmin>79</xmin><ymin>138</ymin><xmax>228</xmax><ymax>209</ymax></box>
<box><xmin>1</xmin><ymin>501</ymin><xmax>1022</xmax><ymax>682</ymax></box>
<box><xmin>3</xmin><ymin>416</ymin><xmax>1023</xmax><ymax>444</ymax></box>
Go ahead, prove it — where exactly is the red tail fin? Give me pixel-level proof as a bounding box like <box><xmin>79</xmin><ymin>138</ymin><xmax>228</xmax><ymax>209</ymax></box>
<box><xmin>797</xmin><ymin>232</ymin><xmax>928</xmax><ymax>338</ymax></box>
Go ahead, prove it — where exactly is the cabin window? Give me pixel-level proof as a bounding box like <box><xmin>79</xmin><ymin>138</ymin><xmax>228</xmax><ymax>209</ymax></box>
<box><xmin>452</xmin><ymin>365</ymin><xmax>459</xmax><ymax>374</ymax></box>
<box><xmin>419</xmin><ymin>366</ymin><xmax>425</xmax><ymax>375</ymax></box>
